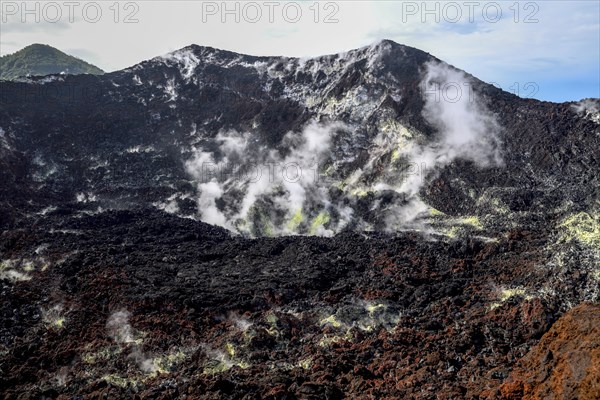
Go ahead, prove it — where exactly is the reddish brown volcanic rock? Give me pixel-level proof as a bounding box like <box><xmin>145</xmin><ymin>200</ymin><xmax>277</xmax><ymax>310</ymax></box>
<box><xmin>497</xmin><ymin>303</ymin><xmax>600</xmax><ymax>400</ymax></box>
<box><xmin>0</xmin><ymin>210</ymin><xmax>596</xmax><ymax>399</ymax></box>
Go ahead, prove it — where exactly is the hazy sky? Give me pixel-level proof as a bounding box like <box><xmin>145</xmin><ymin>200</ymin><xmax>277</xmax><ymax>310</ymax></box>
<box><xmin>1</xmin><ymin>1</ymin><xmax>598</xmax><ymax>102</ymax></box>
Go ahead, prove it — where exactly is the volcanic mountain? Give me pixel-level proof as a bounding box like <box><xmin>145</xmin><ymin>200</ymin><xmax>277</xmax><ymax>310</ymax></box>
<box><xmin>0</xmin><ymin>40</ymin><xmax>598</xmax><ymax>399</ymax></box>
<box><xmin>0</xmin><ymin>43</ymin><xmax>104</xmax><ymax>81</ymax></box>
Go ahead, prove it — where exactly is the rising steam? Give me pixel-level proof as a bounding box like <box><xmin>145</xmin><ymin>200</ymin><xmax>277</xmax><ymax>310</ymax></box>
<box><xmin>185</xmin><ymin>122</ymin><xmax>353</xmax><ymax>236</ymax></box>
<box><xmin>106</xmin><ymin>310</ymin><xmax>157</xmax><ymax>373</ymax></box>
<box><xmin>399</xmin><ymin>61</ymin><xmax>502</xmax><ymax>196</ymax></box>
<box><xmin>386</xmin><ymin>61</ymin><xmax>503</xmax><ymax>226</ymax></box>
<box><xmin>183</xmin><ymin>62</ymin><xmax>503</xmax><ymax>236</ymax></box>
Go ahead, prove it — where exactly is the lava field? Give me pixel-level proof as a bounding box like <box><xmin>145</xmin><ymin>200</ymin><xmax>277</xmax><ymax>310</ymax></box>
<box><xmin>0</xmin><ymin>41</ymin><xmax>599</xmax><ymax>399</ymax></box>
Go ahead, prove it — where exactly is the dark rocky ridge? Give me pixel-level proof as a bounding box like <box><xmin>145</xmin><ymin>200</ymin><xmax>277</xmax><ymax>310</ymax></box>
<box><xmin>0</xmin><ymin>40</ymin><xmax>598</xmax><ymax>231</ymax></box>
<box><xmin>0</xmin><ymin>40</ymin><xmax>598</xmax><ymax>398</ymax></box>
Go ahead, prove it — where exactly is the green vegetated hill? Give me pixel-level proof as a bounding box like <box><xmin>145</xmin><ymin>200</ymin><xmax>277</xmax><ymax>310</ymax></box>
<box><xmin>0</xmin><ymin>43</ymin><xmax>104</xmax><ymax>80</ymax></box>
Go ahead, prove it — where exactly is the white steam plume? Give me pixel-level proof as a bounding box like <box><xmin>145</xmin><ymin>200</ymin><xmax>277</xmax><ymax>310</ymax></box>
<box><xmin>106</xmin><ymin>310</ymin><xmax>157</xmax><ymax>373</ymax></box>
<box><xmin>185</xmin><ymin>121</ymin><xmax>350</xmax><ymax>236</ymax></box>
<box><xmin>572</xmin><ymin>99</ymin><xmax>600</xmax><ymax>123</ymax></box>
<box><xmin>389</xmin><ymin>61</ymin><xmax>503</xmax><ymax>225</ymax></box>
<box><xmin>106</xmin><ymin>310</ymin><xmax>135</xmax><ymax>344</ymax></box>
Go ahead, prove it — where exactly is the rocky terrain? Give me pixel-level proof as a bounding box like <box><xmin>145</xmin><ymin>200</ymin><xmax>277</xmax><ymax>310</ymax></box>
<box><xmin>0</xmin><ymin>40</ymin><xmax>598</xmax><ymax>398</ymax></box>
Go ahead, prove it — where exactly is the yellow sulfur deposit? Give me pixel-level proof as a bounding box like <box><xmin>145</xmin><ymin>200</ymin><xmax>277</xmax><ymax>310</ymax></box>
<box><xmin>150</xmin><ymin>350</ymin><xmax>187</xmax><ymax>375</ymax></box>
<box><xmin>559</xmin><ymin>212</ymin><xmax>600</xmax><ymax>247</ymax></box>
<box><xmin>287</xmin><ymin>208</ymin><xmax>303</xmax><ymax>230</ymax></box>
<box><xmin>459</xmin><ymin>216</ymin><xmax>484</xmax><ymax>230</ymax></box>
<box><xmin>225</xmin><ymin>343</ymin><xmax>236</xmax><ymax>357</ymax></box>
<box><xmin>297</xmin><ymin>357</ymin><xmax>312</xmax><ymax>370</ymax></box>
<box><xmin>310</xmin><ymin>211</ymin><xmax>330</xmax><ymax>234</ymax></box>
<box><xmin>490</xmin><ymin>287</ymin><xmax>533</xmax><ymax>310</ymax></box>
<box><xmin>429</xmin><ymin>207</ymin><xmax>445</xmax><ymax>217</ymax></box>
<box><xmin>319</xmin><ymin>315</ymin><xmax>343</xmax><ymax>328</ymax></box>
<box><xmin>499</xmin><ymin>287</ymin><xmax>529</xmax><ymax>302</ymax></box>
<box><xmin>365</xmin><ymin>303</ymin><xmax>386</xmax><ymax>314</ymax></box>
